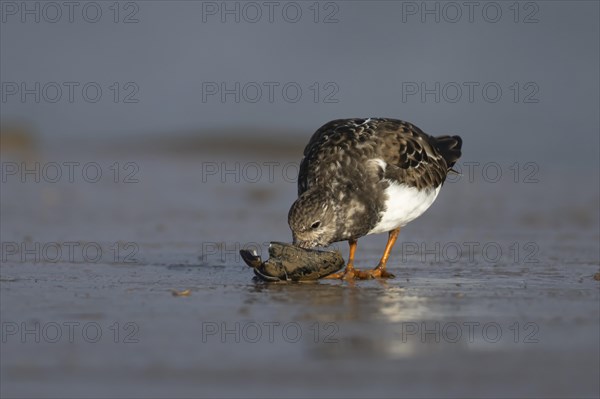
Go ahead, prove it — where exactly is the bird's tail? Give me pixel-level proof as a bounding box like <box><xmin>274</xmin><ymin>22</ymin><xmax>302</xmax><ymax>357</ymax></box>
<box><xmin>434</xmin><ymin>135</ymin><xmax>462</xmax><ymax>170</ymax></box>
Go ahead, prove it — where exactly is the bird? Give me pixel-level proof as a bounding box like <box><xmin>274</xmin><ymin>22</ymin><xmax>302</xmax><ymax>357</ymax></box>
<box><xmin>287</xmin><ymin>118</ymin><xmax>462</xmax><ymax>280</ymax></box>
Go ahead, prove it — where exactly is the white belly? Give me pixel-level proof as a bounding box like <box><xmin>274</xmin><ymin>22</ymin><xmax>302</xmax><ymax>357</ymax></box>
<box><xmin>368</xmin><ymin>182</ymin><xmax>440</xmax><ymax>235</ymax></box>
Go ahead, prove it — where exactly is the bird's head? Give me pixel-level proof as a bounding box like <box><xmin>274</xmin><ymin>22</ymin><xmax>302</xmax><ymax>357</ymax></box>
<box><xmin>288</xmin><ymin>189</ymin><xmax>337</xmax><ymax>248</ymax></box>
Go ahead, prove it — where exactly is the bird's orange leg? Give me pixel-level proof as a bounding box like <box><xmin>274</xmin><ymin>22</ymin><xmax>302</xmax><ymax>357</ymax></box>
<box><xmin>367</xmin><ymin>228</ymin><xmax>400</xmax><ymax>279</ymax></box>
<box><xmin>324</xmin><ymin>239</ymin><xmax>381</xmax><ymax>280</ymax></box>
<box><xmin>327</xmin><ymin>230</ymin><xmax>400</xmax><ymax>279</ymax></box>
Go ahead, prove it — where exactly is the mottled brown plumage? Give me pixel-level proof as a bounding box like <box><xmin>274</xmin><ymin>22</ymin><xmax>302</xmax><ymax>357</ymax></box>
<box><xmin>298</xmin><ymin>118</ymin><xmax>461</xmax><ymax>194</ymax></box>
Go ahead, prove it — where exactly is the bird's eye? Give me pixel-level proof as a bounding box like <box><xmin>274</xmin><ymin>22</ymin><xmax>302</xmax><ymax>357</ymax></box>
<box><xmin>310</xmin><ymin>221</ymin><xmax>321</xmax><ymax>229</ymax></box>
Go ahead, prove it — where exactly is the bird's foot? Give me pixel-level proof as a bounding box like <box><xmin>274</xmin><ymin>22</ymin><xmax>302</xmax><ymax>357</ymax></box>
<box><xmin>324</xmin><ymin>265</ymin><xmax>395</xmax><ymax>280</ymax></box>
<box><xmin>368</xmin><ymin>266</ymin><xmax>395</xmax><ymax>279</ymax></box>
<box><xmin>324</xmin><ymin>264</ymin><xmax>368</xmax><ymax>280</ymax></box>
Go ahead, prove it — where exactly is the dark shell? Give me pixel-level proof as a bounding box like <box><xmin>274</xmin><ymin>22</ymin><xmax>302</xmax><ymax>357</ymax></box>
<box><xmin>240</xmin><ymin>242</ymin><xmax>344</xmax><ymax>282</ymax></box>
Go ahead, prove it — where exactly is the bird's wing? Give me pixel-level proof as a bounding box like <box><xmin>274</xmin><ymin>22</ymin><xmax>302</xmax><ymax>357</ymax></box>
<box><xmin>298</xmin><ymin>118</ymin><xmax>455</xmax><ymax>195</ymax></box>
<box><xmin>374</xmin><ymin>119</ymin><xmax>452</xmax><ymax>190</ymax></box>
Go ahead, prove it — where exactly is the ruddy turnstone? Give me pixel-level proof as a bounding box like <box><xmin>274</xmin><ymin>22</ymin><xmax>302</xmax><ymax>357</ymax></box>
<box><xmin>288</xmin><ymin>118</ymin><xmax>462</xmax><ymax>280</ymax></box>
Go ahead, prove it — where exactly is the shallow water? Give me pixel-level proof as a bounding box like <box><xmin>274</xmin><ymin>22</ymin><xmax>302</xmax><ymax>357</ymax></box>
<box><xmin>1</xmin><ymin>146</ymin><xmax>599</xmax><ymax>398</ymax></box>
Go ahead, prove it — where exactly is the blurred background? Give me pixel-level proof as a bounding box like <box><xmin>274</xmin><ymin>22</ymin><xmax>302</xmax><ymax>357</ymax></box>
<box><xmin>1</xmin><ymin>1</ymin><xmax>599</xmax><ymax>398</ymax></box>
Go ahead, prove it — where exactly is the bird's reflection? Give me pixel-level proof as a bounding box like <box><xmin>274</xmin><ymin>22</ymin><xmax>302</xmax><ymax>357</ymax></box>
<box><xmin>248</xmin><ymin>276</ymin><xmax>482</xmax><ymax>364</ymax></box>
<box><xmin>241</xmin><ymin>278</ymin><xmax>458</xmax><ymax>360</ymax></box>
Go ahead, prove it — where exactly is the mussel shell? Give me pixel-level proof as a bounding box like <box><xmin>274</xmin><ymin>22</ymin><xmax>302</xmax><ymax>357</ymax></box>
<box><xmin>240</xmin><ymin>242</ymin><xmax>344</xmax><ymax>282</ymax></box>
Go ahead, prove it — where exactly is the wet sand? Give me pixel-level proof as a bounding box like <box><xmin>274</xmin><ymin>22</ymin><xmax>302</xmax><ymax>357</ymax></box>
<box><xmin>1</xmin><ymin>144</ymin><xmax>599</xmax><ymax>398</ymax></box>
